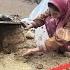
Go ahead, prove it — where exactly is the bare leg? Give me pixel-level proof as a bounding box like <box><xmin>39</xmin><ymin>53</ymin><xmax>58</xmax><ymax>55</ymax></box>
<box><xmin>23</xmin><ymin>47</ymin><xmax>40</xmax><ymax>56</ymax></box>
<box><xmin>23</xmin><ymin>42</ymin><xmax>47</xmax><ymax>56</ymax></box>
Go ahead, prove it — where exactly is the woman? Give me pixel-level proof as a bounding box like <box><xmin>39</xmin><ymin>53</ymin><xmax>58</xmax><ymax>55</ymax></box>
<box><xmin>23</xmin><ymin>0</ymin><xmax>70</xmax><ymax>56</ymax></box>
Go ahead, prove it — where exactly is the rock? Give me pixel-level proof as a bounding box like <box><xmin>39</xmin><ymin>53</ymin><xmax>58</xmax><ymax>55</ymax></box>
<box><xmin>36</xmin><ymin>64</ymin><xmax>43</xmax><ymax>69</ymax></box>
<box><xmin>25</xmin><ymin>30</ymin><xmax>35</xmax><ymax>39</ymax></box>
<box><xmin>37</xmin><ymin>52</ymin><xmax>44</xmax><ymax>56</ymax></box>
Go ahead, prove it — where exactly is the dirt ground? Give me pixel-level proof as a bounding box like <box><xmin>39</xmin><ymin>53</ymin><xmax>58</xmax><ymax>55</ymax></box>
<box><xmin>0</xmin><ymin>0</ymin><xmax>37</xmax><ymax>17</ymax></box>
<box><xmin>0</xmin><ymin>0</ymin><xmax>70</xmax><ymax>70</ymax></box>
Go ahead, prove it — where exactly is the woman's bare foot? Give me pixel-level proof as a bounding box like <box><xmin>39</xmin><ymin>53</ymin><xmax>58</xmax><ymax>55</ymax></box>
<box><xmin>23</xmin><ymin>47</ymin><xmax>40</xmax><ymax>56</ymax></box>
<box><xmin>23</xmin><ymin>49</ymin><xmax>34</xmax><ymax>56</ymax></box>
<box><xmin>14</xmin><ymin>47</ymin><xmax>40</xmax><ymax>57</ymax></box>
<box><xmin>14</xmin><ymin>48</ymin><xmax>28</xmax><ymax>56</ymax></box>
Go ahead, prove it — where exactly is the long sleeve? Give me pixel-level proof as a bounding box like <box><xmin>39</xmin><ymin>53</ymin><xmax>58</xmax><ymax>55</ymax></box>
<box><xmin>32</xmin><ymin>9</ymin><xmax>50</xmax><ymax>28</ymax></box>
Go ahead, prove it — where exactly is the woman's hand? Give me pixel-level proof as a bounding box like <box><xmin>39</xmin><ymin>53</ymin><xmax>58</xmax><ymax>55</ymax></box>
<box><xmin>25</xmin><ymin>23</ymin><xmax>33</xmax><ymax>30</ymax></box>
<box><xmin>21</xmin><ymin>18</ymin><xmax>34</xmax><ymax>30</ymax></box>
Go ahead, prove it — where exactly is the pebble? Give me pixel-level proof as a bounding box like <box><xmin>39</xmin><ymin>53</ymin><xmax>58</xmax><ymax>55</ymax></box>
<box><xmin>36</xmin><ymin>64</ymin><xmax>43</xmax><ymax>69</ymax></box>
<box><xmin>25</xmin><ymin>31</ymin><xmax>35</xmax><ymax>39</ymax></box>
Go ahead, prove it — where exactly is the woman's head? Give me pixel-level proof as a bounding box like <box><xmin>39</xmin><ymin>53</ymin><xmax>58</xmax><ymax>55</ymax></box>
<box><xmin>48</xmin><ymin>3</ymin><xmax>60</xmax><ymax>18</ymax></box>
<box><xmin>48</xmin><ymin>0</ymin><xmax>67</xmax><ymax>18</ymax></box>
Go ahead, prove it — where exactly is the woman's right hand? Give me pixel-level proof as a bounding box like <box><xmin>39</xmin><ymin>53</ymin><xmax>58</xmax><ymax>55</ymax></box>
<box><xmin>25</xmin><ymin>23</ymin><xmax>33</xmax><ymax>30</ymax></box>
<box><xmin>21</xmin><ymin>18</ymin><xmax>34</xmax><ymax>30</ymax></box>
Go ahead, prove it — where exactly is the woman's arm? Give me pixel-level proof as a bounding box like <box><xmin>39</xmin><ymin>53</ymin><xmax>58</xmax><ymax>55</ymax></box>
<box><xmin>32</xmin><ymin>9</ymin><xmax>50</xmax><ymax>28</ymax></box>
<box><xmin>25</xmin><ymin>9</ymin><xmax>50</xmax><ymax>29</ymax></box>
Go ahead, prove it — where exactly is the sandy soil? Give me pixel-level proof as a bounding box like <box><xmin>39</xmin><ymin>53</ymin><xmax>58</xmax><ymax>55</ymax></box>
<box><xmin>0</xmin><ymin>0</ymin><xmax>70</xmax><ymax>70</ymax></box>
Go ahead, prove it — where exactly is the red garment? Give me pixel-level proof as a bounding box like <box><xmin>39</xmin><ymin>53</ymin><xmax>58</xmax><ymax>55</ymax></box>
<box><xmin>50</xmin><ymin>63</ymin><xmax>70</xmax><ymax>70</ymax></box>
<box><xmin>45</xmin><ymin>17</ymin><xmax>57</xmax><ymax>37</ymax></box>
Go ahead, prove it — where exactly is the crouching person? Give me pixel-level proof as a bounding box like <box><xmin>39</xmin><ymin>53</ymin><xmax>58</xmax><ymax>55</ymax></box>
<box><xmin>22</xmin><ymin>0</ymin><xmax>70</xmax><ymax>56</ymax></box>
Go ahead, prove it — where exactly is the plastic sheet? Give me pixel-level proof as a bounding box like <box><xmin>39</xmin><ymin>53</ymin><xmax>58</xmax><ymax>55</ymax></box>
<box><xmin>21</xmin><ymin>0</ymin><xmax>49</xmax><ymax>47</ymax></box>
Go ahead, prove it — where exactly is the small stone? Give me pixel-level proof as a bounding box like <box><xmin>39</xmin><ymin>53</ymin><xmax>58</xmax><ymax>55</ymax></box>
<box><xmin>37</xmin><ymin>52</ymin><xmax>44</xmax><ymax>56</ymax></box>
<box><xmin>23</xmin><ymin>59</ymin><xmax>28</xmax><ymax>63</ymax></box>
<box><xmin>36</xmin><ymin>64</ymin><xmax>43</xmax><ymax>69</ymax></box>
<box><xmin>25</xmin><ymin>31</ymin><xmax>35</xmax><ymax>39</ymax></box>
